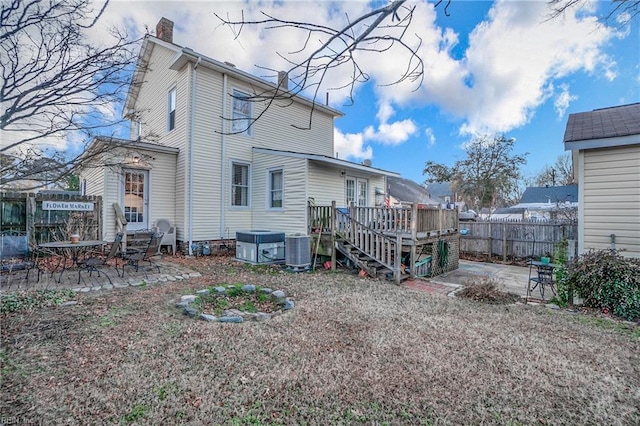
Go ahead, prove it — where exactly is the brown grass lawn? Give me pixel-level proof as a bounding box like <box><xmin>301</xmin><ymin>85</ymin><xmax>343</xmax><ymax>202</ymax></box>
<box><xmin>1</xmin><ymin>256</ymin><xmax>639</xmax><ymax>425</ymax></box>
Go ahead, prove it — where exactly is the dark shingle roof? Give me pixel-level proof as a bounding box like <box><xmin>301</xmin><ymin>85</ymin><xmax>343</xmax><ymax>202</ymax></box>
<box><xmin>492</xmin><ymin>207</ymin><xmax>526</xmax><ymax>215</ymax></box>
<box><xmin>519</xmin><ymin>185</ymin><xmax>578</xmax><ymax>204</ymax></box>
<box><xmin>424</xmin><ymin>182</ymin><xmax>452</xmax><ymax>198</ymax></box>
<box><xmin>563</xmin><ymin>103</ymin><xmax>640</xmax><ymax>142</ymax></box>
<box><xmin>388</xmin><ymin>177</ymin><xmax>441</xmax><ymax>205</ymax></box>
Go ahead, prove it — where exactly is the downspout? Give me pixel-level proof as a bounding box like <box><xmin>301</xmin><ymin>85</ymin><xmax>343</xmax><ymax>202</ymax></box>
<box><xmin>188</xmin><ymin>56</ymin><xmax>201</xmax><ymax>255</ymax></box>
<box><xmin>220</xmin><ymin>74</ymin><xmax>228</xmax><ymax>238</ymax></box>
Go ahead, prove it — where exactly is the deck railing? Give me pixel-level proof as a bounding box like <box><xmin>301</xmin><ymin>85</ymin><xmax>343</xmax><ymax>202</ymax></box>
<box><xmin>308</xmin><ymin>203</ymin><xmax>458</xmax><ymax>236</ymax></box>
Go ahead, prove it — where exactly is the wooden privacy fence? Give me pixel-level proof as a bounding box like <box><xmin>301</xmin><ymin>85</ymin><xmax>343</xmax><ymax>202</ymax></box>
<box><xmin>459</xmin><ymin>220</ymin><xmax>578</xmax><ymax>261</ymax></box>
<box><xmin>1</xmin><ymin>192</ymin><xmax>102</xmax><ymax>245</ymax></box>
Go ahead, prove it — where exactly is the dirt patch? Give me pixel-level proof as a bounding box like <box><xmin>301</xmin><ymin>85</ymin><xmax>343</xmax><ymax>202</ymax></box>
<box><xmin>457</xmin><ymin>277</ymin><xmax>521</xmax><ymax>304</ymax></box>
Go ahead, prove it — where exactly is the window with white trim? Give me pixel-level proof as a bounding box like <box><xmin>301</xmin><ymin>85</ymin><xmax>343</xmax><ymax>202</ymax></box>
<box><xmin>268</xmin><ymin>169</ymin><xmax>283</xmax><ymax>209</ymax></box>
<box><xmin>231</xmin><ymin>89</ymin><xmax>252</xmax><ymax>135</ymax></box>
<box><xmin>168</xmin><ymin>88</ymin><xmax>176</xmax><ymax>131</ymax></box>
<box><xmin>231</xmin><ymin>162</ymin><xmax>249</xmax><ymax>207</ymax></box>
<box><xmin>135</xmin><ymin>119</ymin><xmax>142</xmax><ymax>140</ymax></box>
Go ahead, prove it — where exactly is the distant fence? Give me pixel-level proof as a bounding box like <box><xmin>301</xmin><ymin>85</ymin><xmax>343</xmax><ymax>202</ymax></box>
<box><xmin>459</xmin><ymin>220</ymin><xmax>578</xmax><ymax>261</ymax></box>
<box><xmin>1</xmin><ymin>192</ymin><xmax>102</xmax><ymax>245</ymax></box>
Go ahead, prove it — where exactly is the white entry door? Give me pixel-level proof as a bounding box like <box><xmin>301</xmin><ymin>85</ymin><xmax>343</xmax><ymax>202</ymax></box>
<box><xmin>122</xmin><ymin>169</ymin><xmax>149</xmax><ymax>231</ymax></box>
<box><xmin>346</xmin><ymin>177</ymin><xmax>368</xmax><ymax>207</ymax></box>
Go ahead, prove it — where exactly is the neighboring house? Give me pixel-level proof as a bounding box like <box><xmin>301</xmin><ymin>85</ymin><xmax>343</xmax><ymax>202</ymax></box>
<box><xmin>563</xmin><ymin>103</ymin><xmax>640</xmax><ymax>258</ymax></box>
<box><xmin>424</xmin><ymin>181</ymin><xmax>467</xmax><ymax>210</ymax></box>
<box><xmin>512</xmin><ymin>185</ymin><xmax>578</xmax><ymax>220</ymax></box>
<box><xmin>78</xmin><ymin>18</ymin><xmax>399</xmax><ymax>252</ymax></box>
<box><xmin>482</xmin><ymin>207</ymin><xmax>527</xmax><ymax>221</ymax></box>
<box><xmin>387</xmin><ymin>176</ymin><xmax>441</xmax><ymax>207</ymax></box>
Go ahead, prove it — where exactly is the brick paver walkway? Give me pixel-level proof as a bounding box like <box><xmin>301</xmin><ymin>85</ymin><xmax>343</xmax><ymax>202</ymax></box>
<box><xmin>402</xmin><ymin>278</ymin><xmax>459</xmax><ymax>296</ymax></box>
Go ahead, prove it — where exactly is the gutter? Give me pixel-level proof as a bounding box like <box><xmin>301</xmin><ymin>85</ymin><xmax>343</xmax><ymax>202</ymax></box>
<box><xmin>220</xmin><ymin>74</ymin><xmax>228</xmax><ymax>239</ymax></box>
<box><xmin>188</xmin><ymin>56</ymin><xmax>201</xmax><ymax>255</ymax></box>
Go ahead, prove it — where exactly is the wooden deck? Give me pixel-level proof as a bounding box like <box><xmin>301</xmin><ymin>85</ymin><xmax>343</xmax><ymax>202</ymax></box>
<box><xmin>309</xmin><ymin>203</ymin><xmax>459</xmax><ymax>284</ymax></box>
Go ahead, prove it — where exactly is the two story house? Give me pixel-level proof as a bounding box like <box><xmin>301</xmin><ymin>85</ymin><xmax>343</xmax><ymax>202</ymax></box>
<box><xmin>79</xmin><ymin>18</ymin><xmax>399</xmax><ymax>254</ymax></box>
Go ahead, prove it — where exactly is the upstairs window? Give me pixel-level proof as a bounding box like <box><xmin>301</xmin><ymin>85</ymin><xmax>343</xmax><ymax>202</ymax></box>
<box><xmin>231</xmin><ymin>162</ymin><xmax>249</xmax><ymax>207</ymax></box>
<box><xmin>168</xmin><ymin>88</ymin><xmax>176</xmax><ymax>131</ymax></box>
<box><xmin>268</xmin><ymin>169</ymin><xmax>283</xmax><ymax>209</ymax></box>
<box><xmin>231</xmin><ymin>90</ymin><xmax>252</xmax><ymax>135</ymax></box>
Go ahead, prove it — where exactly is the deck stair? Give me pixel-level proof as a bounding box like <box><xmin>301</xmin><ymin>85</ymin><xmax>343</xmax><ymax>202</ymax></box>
<box><xmin>334</xmin><ymin>210</ymin><xmax>406</xmax><ymax>283</ymax></box>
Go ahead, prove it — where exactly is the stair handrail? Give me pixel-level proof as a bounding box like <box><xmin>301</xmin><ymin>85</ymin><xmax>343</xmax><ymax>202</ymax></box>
<box><xmin>335</xmin><ymin>208</ymin><xmax>401</xmax><ymax>282</ymax></box>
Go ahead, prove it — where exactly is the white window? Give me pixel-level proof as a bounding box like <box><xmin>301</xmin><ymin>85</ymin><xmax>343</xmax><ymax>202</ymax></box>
<box><xmin>268</xmin><ymin>169</ymin><xmax>283</xmax><ymax>209</ymax></box>
<box><xmin>136</xmin><ymin>119</ymin><xmax>142</xmax><ymax>140</ymax></box>
<box><xmin>231</xmin><ymin>89</ymin><xmax>252</xmax><ymax>135</ymax></box>
<box><xmin>231</xmin><ymin>162</ymin><xmax>250</xmax><ymax>207</ymax></box>
<box><xmin>80</xmin><ymin>179</ymin><xmax>87</xmax><ymax>195</ymax></box>
<box><xmin>168</xmin><ymin>88</ymin><xmax>176</xmax><ymax>131</ymax></box>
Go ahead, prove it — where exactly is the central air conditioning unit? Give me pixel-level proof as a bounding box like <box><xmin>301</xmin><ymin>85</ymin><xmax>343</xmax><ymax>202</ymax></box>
<box><xmin>285</xmin><ymin>234</ymin><xmax>312</xmax><ymax>270</ymax></box>
<box><xmin>236</xmin><ymin>230</ymin><xmax>285</xmax><ymax>264</ymax></box>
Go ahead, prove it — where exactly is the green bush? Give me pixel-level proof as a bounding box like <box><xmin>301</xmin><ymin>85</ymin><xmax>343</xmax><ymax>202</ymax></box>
<box><xmin>566</xmin><ymin>250</ymin><xmax>640</xmax><ymax>321</ymax></box>
<box><xmin>552</xmin><ymin>238</ymin><xmax>571</xmax><ymax>308</ymax></box>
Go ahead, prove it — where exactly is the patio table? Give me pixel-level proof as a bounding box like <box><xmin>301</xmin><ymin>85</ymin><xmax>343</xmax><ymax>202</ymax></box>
<box><xmin>38</xmin><ymin>240</ymin><xmax>106</xmax><ymax>283</ymax></box>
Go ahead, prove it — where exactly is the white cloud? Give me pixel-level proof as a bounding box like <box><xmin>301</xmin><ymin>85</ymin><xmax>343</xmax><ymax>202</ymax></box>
<box><xmin>554</xmin><ymin>84</ymin><xmax>578</xmax><ymax>118</ymax></box>
<box><xmin>93</xmin><ymin>0</ymin><xmax>625</xmax><ymax>158</ymax></box>
<box><xmin>334</xmin><ymin>128</ymin><xmax>372</xmax><ymax>161</ymax></box>
<box><xmin>424</xmin><ymin>128</ymin><xmax>436</xmax><ymax>146</ymax></box>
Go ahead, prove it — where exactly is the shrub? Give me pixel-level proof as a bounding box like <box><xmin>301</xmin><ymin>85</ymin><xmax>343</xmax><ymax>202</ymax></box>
<box><xmin>566</xmin><ymin>250</ymin><xmax>640</xmax><ymax>321</ymax></box>
<box><xmin>552</xmin><ymin>238</ymin><xmax>571</xmax><ymax>307</ymax></box>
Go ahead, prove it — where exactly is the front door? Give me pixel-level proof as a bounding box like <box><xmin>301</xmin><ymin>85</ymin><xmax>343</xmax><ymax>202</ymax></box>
<box><xmin>122</xmin><ymin>169</ymin><xmax>149</xmax><ymax>231</ymax></box>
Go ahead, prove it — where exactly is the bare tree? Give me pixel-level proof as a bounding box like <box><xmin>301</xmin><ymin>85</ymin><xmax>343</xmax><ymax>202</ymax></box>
<box><xmin>216</xmin><ymin>0</ymin><xmax>455</xmax><ymax>132</ymax></box>
<box><xmin>548</xmin><ymin>0</ymin><xmax>639</xmax><ymax>24</ymax></box>
<box><xmin>529</xmin><ymin>153</ymin><xmax>575</xmax><ymax>187</ymax></box>
<box><xmin>0</xmin><ymin>0</ymin><xmax>143</xmax><ymax>190</ymax></box>
<box><xmin>424</xmin><ymin>135</ymin><xmax>528</xmax><ymax>211</ymax></box>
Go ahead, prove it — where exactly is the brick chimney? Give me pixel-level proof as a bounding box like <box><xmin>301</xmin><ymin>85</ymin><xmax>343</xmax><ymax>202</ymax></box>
<box><xmin>156</xmin><ymin>17</ymin><xmax>174</xmax><ymax>43</ymax></box>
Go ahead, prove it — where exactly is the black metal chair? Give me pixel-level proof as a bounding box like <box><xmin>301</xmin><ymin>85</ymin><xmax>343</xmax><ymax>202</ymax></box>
<box><xmin>121</xmin><ymin>232</ymin><xmax>164</xmax><ymax>277</ymax></box>
<box><xmin>527</xmin><ymin>263</ymin><xmax>556</xmax><ymax>299</ymax></box>
<box><xmin>77</xmin><ymin>232</ymin><xmax>124</xmax><ymax>284</ymax></box>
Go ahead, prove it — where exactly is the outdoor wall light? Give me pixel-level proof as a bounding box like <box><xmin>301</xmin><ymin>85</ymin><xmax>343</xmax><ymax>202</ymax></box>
<box><xmin>132</xmin><ymin>156</ymin><xmax>140</xmax><ymax>164</ymax></box>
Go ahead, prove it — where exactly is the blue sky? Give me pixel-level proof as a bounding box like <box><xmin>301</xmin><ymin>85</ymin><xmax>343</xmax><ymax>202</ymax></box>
<box><xmin>100</xmin><ymin>0</ymin><xmax>639</xmax><ymax>184</ymax></box>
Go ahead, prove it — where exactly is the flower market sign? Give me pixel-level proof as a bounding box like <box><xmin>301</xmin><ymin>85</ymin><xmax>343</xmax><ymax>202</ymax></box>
<box><xmin>42</xmin><ymin>201</ymin><xmax>94</xmax><ymax>211</ymax></box>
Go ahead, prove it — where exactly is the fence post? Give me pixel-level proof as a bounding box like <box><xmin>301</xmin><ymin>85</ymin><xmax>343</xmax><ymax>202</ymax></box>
<box><xmin>502</xmin><ymin>222</ymin><xmax>507</xmax><ymax>262</ymax></box>
<box><xmin>26</xmin><ymin>193</ymin><xmax>35</xmax><ymax>245</ymax></box>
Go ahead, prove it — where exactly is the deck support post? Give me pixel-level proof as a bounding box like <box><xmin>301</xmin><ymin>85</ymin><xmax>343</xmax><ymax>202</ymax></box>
<box><xmin>409</xmin><ymin>203</ymin><xmax>418</xmax><ymax>279</ymax></box>
<box><xmin>394</xmin><ymin>233</ymin><xmax>402</xmax><ymax>284</ymax></box>
<box><xmin>331</xmin><ymin>200</ymin><xmax>337</xmax><ymax>272</ymax></box>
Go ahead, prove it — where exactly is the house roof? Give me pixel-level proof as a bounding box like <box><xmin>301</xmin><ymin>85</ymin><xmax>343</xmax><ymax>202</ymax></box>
<box><xmin>125</xmin><ymin>35</ymin><xmax>344</xmax><ymax>119</ymax></box>
<box><xmin>564</xmin><ymin>103</ymin><xmax>640</xmax><ymax>151</ymax></box>
<box><xmin>424</xmin><ymin>182</ymin><xmax>452</xmax><ymax>198</ymax></box>
<box><xmin>519</xmin><ymin>185</ymin><xmax>578</xmax><ymax>204</ymax></box>
<box><xmin>252</xmin><ymin>147</ymin><xmax>400</xmax><ymax>177</ymax></box>
<box><xmin>492</xmin><ymin>207</ymin><xmax>526</xmax><ymax>215</ymax></box>
<box><xmin>387</xmin><ymin>176</ymin><xmax>441</xmax><ymax>205</ymax></box>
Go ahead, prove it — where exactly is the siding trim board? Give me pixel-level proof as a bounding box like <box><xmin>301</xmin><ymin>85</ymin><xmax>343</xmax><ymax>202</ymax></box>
<box><xmin>252</xmin><ymin>147</ymin><xmax>400</xmax><ymax>177</ymax></box>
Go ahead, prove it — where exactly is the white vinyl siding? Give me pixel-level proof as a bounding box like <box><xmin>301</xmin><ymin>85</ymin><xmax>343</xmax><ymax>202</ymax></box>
<box><xmin>581</xmin><ymin>145</ymin><xmax>640</xmax><ymax>257</ymax></box>
<box><xmin>129</xmin><ymin>43</ymin><xmax>189</xmax><ymax>239</ymax></box>
<box><xmin>252</xmin><ymin>153</ymin><xmax>307</xmax><ymax>234</ymax></box>
<box><xmin>224</xmin><ymin>76</ymin><xmax>335</xmax><ymax>157</ymax></box>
